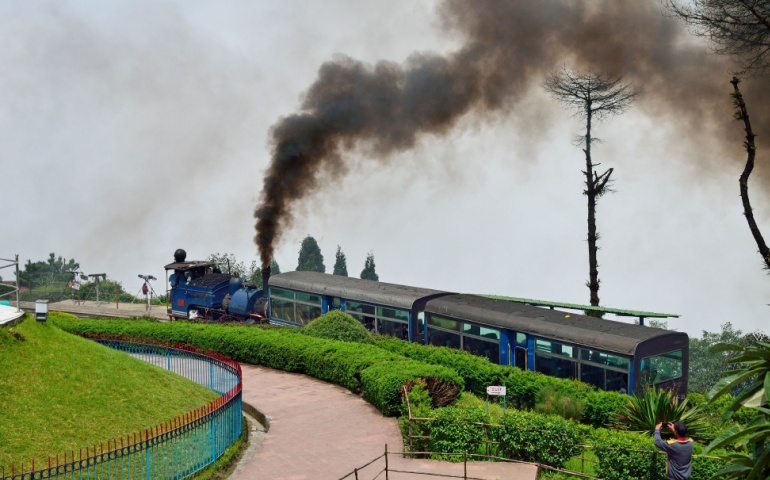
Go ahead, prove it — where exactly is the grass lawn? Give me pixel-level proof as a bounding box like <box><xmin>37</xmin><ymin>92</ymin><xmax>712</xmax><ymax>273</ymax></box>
<box><xmin>0</xmin><ymin>314</ymin><xmax>219</xmax><ymax>471</ymax></box>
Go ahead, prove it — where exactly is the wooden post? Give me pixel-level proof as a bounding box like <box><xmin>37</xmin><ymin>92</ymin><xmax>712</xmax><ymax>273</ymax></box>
<box><xmin>385</xmin><ymin>444</ymin><xmax>389</xmax><ymax>480</ymax></box>
<box><xmin>464</xmin><ymin>451</ymin><xmax>467</xmax><ymax>479</ymax></box>
<box><xmin>581</xmin><ymin>433</ymin><xmax>586</xmax><ymax>473</ymax></box>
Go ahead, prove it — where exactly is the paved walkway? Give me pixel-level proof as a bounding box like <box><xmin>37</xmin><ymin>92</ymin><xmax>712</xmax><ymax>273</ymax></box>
<box><xmin>20</xmin><ymin>300</ymin><xmax>169</xmax><ymax>320</ymax></box>
<box><xmin>233</xmin><ymin>365</ymin><xmax>539</xmax><ymax>480</ymax></box>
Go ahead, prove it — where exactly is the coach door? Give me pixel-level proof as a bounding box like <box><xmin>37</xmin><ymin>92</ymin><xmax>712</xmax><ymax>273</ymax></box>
<box><xmin>508</xmin><ymin>332</ymin><xmax>528</xmax><ymax>370</ymax></box>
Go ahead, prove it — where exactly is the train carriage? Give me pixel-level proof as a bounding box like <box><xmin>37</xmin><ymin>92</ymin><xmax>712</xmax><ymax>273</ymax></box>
<box><xmin>265</xmin><ymin>271</ymin><xmax>689</xmax><ymax>396</ymax></box>
<box><xmin>423</xmin><ymin>294</ymin><xmax>688</xmax><ymax>396</ymax></box>
<box><xmin>268</xmin><ymin>271</ymin><xmax>450</xmax><ymax>338</ymax></box>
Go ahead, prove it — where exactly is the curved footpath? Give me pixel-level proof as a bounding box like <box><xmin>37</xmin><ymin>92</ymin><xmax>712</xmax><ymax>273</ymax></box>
<box><xmin>232</xmin><ymin>364</ymin><xmax>538</xmax><ymax>480</ymax></box>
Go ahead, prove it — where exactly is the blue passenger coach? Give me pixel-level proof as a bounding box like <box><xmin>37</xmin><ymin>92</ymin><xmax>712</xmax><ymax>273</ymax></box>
<box><xmin>267</xmin><ymin>271</ymin><xmax>449</xmax><ymax>340</ymax></box>
<box><xmin>266</xmin><ymin>271</ymin><xmax>688</xmax><ymax>396</ymax></box>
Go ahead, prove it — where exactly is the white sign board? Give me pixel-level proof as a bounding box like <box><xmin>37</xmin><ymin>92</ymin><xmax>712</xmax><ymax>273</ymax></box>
<box><xmin>486</xmin><ymin>386</ymin><xmax>506</xmax><ymax>396</ymax></box>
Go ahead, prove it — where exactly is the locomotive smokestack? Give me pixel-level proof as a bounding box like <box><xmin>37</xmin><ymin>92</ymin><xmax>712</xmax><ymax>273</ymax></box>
<box><xmin>262</xmin><ymin>266</ymin><xmax>271</xmax><ymax>298</ymax></box>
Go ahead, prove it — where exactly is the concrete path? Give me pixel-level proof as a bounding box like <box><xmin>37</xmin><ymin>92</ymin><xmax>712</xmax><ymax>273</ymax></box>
<box><xmin>20</xmin><ymin>300</ymin><xmax>169</xmax><ymax>320</ymax></box>
<box><xmin>233</xmin><ymin>364</ymin><xmax>539</xmax><ymax>480</ymax></box>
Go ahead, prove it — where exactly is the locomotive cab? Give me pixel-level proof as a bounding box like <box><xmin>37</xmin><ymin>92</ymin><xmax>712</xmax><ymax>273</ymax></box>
<box><xmin>165</xmin><ymin>251</ymin><xmax>229</xmax><ymax>319</ymax></box>
<box><xmin>164</xmin><ymin>249</ymin><xmax>266</xmax><ymax>321</ymax></box>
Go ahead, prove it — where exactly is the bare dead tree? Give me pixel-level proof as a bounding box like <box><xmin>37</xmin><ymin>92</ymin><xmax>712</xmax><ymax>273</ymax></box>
<box><xmin>731</xmin><ymin>76</ymin><xmax>770</xmax><ymax>270</ymax></box>
<box><xmin>667</xmin><ymin>0</ymin><xmax>770</xmax><ymax>76</ymax></box>
<box><xmin>668</xmin><ymin>1</ymin><xmax>770</xmax><ymax>273</ymax></box>
<box><xmin>544</xmin><ymin>69</ymin><xmax>640</xmax><ymax>311</ymax></box>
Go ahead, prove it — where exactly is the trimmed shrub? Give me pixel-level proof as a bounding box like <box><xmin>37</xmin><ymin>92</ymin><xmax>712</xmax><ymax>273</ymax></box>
<box><xmin>303</xmin><ymin>310</ymin><xmax>373</xmax><ymax>344</ymax></box>
<box><xmin>361</xmin><ymin>361</ymin><xmax>462</xmax><ymax>416</ymax></box>
<box><xmin>491</xmin><ymin>409</ymin><xmax>582</xmax><ymax>468</ymax></box>
<box><xmin>581</xmin><ymin>390</ymin><xmax>628</xmax><ymax>428</ymax></box>
<box><xmin>430</xmin><ymin>405</ymin><xmax>488</xmax><ymax>457</ymax></box>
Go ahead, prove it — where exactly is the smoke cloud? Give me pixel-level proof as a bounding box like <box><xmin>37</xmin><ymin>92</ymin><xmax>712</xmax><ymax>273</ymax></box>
<box><xmin>255</xmin><ymin>0</ymin><xmax>769</xmax><ymax>266</ymax></box>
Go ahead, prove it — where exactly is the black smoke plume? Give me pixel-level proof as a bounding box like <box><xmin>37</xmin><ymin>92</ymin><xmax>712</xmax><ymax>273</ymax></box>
<box><xmin>254</xmin><ymin>0</ymin><xmax>768</xmax><ymax>267</ymax></box>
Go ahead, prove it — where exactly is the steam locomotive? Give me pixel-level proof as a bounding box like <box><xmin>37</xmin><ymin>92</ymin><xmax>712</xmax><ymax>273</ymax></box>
<box><xmin>165</xmin><ymin>249</ymin><xmax>268</xmax><ymax>322</ymax></box>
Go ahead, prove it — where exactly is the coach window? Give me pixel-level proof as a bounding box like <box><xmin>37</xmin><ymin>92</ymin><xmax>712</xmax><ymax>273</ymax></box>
<box><xmin>416</xmin><ymin>312</ymin><xmax>425</xmax><ymax>343</ymax></box>
<box><xmin>269</xmin><ymin>288</ymin><xmax>322</xmax><ymax>326</ymax></box>
<box><xmin>269</xmin><ymin>287</ymin><xmax>296</xmax><ymax>323</ymax></box>
<box><xmin>579</xmin><ymin>348</ymin><xmax>630</xmax><ymax>392</ymax></box>
<box><xmin>463</xmin><ymin>335</ymin><xmax>500</xmax><ymax>363</ymax></box>
<box><xmin>346</xmin><ymin>301</ymin><xmax>376</xmax><ymax>329</ymax></box>
<box><xmin>295</xmin><ymin>292</ymin><xmax>322</xmax><ymax>304</ymax></box>
<box><xmin>606</xmin><ymin>369</ymin><xmax>629</xmax><ymax>393</ymax></box>
<box><xmin>377</xmin><ymin>307</ymin><xmax>409</xmax><ymax>339</ymax></box>
<box><xmin>295</xmin><ymin>303</ymin><xmax>322</xmax><ymax>325</ymax></box>
<box><xmin>640</xmin><ymin>350</ymin><xmax>683</xmax><ymax>386</ymax></box>
<box><xmin>535</xmin><ymin>339</ymin><xmax>578</xmax><ymax>380</ymax></box>
<box><xmin>427</xmin><ymin>315</ymin><xmax>462</xmax><ymax>348</ymax></box>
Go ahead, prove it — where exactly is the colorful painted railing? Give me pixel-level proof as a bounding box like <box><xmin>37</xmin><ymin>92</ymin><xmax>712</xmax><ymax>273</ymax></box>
<box><xmin>2</xmin><ymin>335</ymin><xmax>243</xmax><ymax>480</ymax></box>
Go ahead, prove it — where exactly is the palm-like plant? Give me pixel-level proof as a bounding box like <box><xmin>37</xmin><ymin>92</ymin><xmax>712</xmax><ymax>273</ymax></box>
<box><xmin>612</xmin><ymin>387</ymin><xmax>710</xmax><ymax>440</ymax></box>
<box><xmin>703</xmin><ymin>342</ymin><xmax>770</xmax><ymax>480</ymax></box>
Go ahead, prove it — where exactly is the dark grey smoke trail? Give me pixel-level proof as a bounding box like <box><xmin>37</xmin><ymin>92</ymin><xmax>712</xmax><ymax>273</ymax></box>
<box><xmin>255</xmin><ymin>0</ymin><xmax>767</xmax><ymax>267</ymax></box>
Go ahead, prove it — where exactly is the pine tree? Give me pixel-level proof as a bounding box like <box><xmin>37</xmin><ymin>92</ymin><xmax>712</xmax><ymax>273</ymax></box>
<box><xmin>270</xmin><ymin>258</ymin><xmax>281</xmax><ymax>275</ymax></box>
<box><xmin>297</xmin><ymin>235</ymin><xmax>325</xmax><ymax>273</ymax></box>
<box><xmin>360</xmin><ymin>252</ymin><xmax>379</xmax><ymax>281</ymax></box>
<box><xmin>333</xmin><ymin>246</ymin><xmax>348</xmax><ymax>276</ymax></box>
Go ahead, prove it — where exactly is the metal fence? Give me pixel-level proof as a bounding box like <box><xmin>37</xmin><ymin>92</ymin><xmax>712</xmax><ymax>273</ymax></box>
<box><xmin>337</xmin><ymin>445</ymin><xmax>544</xmax><ymax>480</ymax></box>
<box><xmin>2</xmin><ymin>336</ymin><xmax>243</xmax><ymax>480</ymax></box>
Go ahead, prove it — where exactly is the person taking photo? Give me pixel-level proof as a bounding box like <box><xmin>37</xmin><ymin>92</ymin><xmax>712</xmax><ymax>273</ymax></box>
<box><xmin>654</xmin><ymin>421</ymin><xmax>693</xmax><ymax>480</ymax></box>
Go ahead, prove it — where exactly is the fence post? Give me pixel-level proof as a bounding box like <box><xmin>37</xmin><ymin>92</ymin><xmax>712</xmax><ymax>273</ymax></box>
<box><xmin>385</xmin><ymin>444</ymin><xmax>389</xmax><ymax>480</ymax></box>
<box><xmin>581</xmin><ymin>433</ymin><xmax>585</xmax><ymax>473</ymax></box>
<box><xmin>464</xmin><ymin>451</ymin><xmax>467</xmax><ymax>480</ymax></box>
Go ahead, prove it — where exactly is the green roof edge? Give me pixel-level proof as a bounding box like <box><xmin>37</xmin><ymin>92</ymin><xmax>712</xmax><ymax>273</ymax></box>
<box><xmin>478</xmin><ymin>295</ymin><xmax>680</xmax><ymax>319</ymax></box>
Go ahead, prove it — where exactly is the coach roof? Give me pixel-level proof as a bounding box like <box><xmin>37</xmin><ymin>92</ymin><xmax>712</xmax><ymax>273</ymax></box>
<box><xmin>269</xmin><ymin>271</ymin><xmax>451</xmax><ymax>310</ymax></box>
<box><xmin>425</xmin><ymin>294</ymin><xmax>684</xmax><ymax>355</ymax></box>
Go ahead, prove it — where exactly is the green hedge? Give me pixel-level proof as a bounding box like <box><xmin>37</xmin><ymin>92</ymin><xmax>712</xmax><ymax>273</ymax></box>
<box><xmin>492</xmin><ymin>410</ymin><xmax>583</xmax><ymax>467</ymax></box>
<box><xmin>51</xmin><ymin>316</ymin><xmax>461</xmax><ymax>416</ymax></box>
<box><xmin>361</xmin><ymin>362</ymin><xmax>462</xmax><ymax>417</ymax></box>
<box><xmin>402</xmin><ymin>401</ymin><xmax>727</xmax><ymax>477</ymax></box>
<box><xmin>374</xmin><ymin>335</ymin><xmax>624</xmax><ymax>427</ymax></box>
<box><xmin>303</xmin><ymin>311</ymin><xmax>374</xmax><ymax>344</ymax></box>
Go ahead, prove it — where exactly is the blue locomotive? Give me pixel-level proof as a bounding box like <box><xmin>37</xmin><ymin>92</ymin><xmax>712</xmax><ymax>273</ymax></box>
<box><xmin>165</xmin><ymin>249</ymin><xmax>268</xmax><ymax>321</ymax></box>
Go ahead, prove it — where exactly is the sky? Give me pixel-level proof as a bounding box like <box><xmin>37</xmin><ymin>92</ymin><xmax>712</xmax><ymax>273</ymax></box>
<box><xmin>1</xmin><ymin>0</ymin><xmax>768</xmax><ymax>338</ymax></box>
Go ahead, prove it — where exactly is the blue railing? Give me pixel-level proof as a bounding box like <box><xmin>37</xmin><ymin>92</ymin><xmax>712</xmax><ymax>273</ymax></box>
<box><xmin>2</xmin><ymin>336</ymin><xmax>243</xmax><ymax>480</ymax></box>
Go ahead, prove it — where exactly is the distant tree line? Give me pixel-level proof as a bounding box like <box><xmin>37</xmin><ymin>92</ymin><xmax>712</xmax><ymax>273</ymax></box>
<box><xmin>296</xmin><ymin>235</ymin><xmax>379</xmax><ymax>281</ymax></box>
<box><xmin>207</xmin><ymin>234</ymin><xmax>379</xmax><ymax>286</ymax></box>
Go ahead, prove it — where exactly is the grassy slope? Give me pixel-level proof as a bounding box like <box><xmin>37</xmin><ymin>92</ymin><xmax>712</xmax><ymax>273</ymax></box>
<box><xmin>0</xmin><ymin>314</ymin><xmax>219</xmax><ymax>470</ymax></box>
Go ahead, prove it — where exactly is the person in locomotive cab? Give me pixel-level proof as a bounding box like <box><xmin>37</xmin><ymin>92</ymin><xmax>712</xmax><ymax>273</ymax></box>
<box><xmin>654</xmin><ymin>421</ymin><xmax>693</xmax><ymax>480</ymax></box>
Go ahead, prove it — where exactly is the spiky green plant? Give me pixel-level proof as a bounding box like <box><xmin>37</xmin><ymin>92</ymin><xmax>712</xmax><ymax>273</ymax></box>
<box><xmin>703</xmin><ymin>342</ymin><xmax>770</xmax><ymax>480</ymax></box>
<box><xmin>611</xmin><ymin>387</ymin><xmax>710</xmax><ymax>440</ymax></box>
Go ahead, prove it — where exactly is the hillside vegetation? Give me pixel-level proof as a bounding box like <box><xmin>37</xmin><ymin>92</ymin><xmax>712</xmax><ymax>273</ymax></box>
<box><xmin>0</xmin><ymin>314</ymin><xmax>218</xmax><ymax>471</ymax></box>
